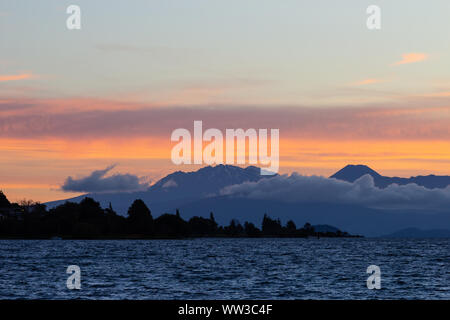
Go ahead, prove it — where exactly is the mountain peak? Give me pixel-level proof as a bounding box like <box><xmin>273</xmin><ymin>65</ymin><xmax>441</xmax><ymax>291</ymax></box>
<box><xmin>331</xmin><ymin>164</ymin><xmax>450</xmax><ymax>189</ymax></box>
<box><xmin>45</xmin><ymin>165</ymin><xmax>269</xmax><ymax>215</ymax></box>
<box><xmin>156</xmin><ymin>165</ymin><xmax>264</xmax><ymax>186</ymax></box>
<box><xmin>330</xmin><ymin>164</ymin><xmax>381</xmax><ymax>182</ymax></box>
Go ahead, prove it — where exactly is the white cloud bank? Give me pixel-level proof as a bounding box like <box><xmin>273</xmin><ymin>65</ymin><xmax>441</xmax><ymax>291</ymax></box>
<box><xmin>221</xmin><ymin>173</ymin><xmax>450</xmax><ymax>211</ymax></box>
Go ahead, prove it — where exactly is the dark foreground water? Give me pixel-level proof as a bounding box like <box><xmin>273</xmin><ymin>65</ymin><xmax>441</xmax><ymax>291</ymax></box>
<box><xmin>0</xmin><ymin>238</ymin><xmax>448</xmax><ymax>299</ymax></box>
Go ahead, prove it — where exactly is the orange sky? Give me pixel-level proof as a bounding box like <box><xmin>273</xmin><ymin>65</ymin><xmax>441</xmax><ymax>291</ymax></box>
<box><xmin>1</xmin><ymin>94</ymin><xmax>450</xmax><ymax>202</ymax></box>
<box><xmin>3</xmin><ymin>132</ymin><xmax>450</xmax><ymax>202</ymax></box>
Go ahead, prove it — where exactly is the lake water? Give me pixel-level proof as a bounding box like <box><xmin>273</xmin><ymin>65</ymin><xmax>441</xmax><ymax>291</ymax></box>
<box><xmin>0</xmin><ymin>238</ymin><xmax>448</xmax><ymax>299</ymax></box>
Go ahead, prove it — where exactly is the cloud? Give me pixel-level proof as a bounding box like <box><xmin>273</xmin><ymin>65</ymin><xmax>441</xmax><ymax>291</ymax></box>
<box><xmin>421</xmin><ymin>91</ymin><xmax>450</xmax><ymax>98</ymax></box>
<box><xmin>393</xmin><ymin>53</ymin><xmax>428</xmax><ymax>66</ymax></box>
<box><xmin>2</xmin><ymin>96</ymin><xmax>450</xmax><ymax>141</ymax></box>
<box><xmin>352</xmin><ymin>78</ymin><xmax>386</xmax><ymax>86</ymax></box>
<box><xmin>162</xmin><ymin>179</ymin><xmax>178</xmax><ymax>188</ymax></box>
<box><xmin>61</xmin><ymin>165</ymin><xmax>149</xmax><ymax>193</ymax></box>
<box><xmin>220</xmin><ymin>173</ymin><xmax>450</xmax><ymax>211</ymax></box>
<box><xmin>0</xmin><ymin>73</ymin><xmax>34</xmax><ymax>82</ymax></box>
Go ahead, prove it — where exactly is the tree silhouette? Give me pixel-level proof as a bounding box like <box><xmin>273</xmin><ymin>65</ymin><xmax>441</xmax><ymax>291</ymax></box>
<box><xmin>188</xmin><ymin>216</ymin><xmax>217</xmax><ymax>236</ymax></box>
<box><xmin>0</xmin><ymin>189</ymin><xmax>359</xmax><ymax>239</ymax></box>
<box><xmin>244</xmin><ymin>221</ymin><xmax>260</xmax><ymax>237</ymax></box>
<box><xmin>0</xmin><ymin>190</ymin><xmax>11</xmax><ymax>208</ymax></box>
<box><xmin>224</xmin><ymin>219</ymin><xmax>244</xmax><ymax>236</ymax></box>
<box><xmin>285</xmin><ymin>220</ymin><xmax>297</xmax><ymax>235</ymax></box>
<box><xmin>154</xmin><ymin>212</ymin><xmax>189</xmax><ymax>238</ymax></box>
<box><xmin>303</xmin><ymin>222</ymin><xmax>314</xmax><ymax>232</ymax></box>
<box><xmin>127</xmin><ymin>199</ymin><xmax>154</xmax><ymax>236</ymax></box>
<box><xmin>262</xmin><ymin>214</ymin><xmax>283</xmax><ymax>236</ymax></box>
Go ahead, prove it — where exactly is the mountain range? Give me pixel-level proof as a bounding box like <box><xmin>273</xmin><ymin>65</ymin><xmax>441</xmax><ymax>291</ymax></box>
<box><xmin>47</xmin><ymin>165</ymin><xmax>266</xmax><ymax>216</ymax></box>
<box><xmin>46</xmin><ymin>164</ymin><xmax>450</xmax><ymax>237</ymax></box>
<box><xmin>331</xmin><ymin>164</ymin><xmax>450</xmax><ymax>188</ymax></box>
<box><xmin>382</xmin><ymin>227</ymin><xmax>450</xmax><ymax>238</ymax></box>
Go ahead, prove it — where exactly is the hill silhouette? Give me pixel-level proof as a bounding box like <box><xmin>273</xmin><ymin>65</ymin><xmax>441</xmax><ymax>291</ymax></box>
<box><xmin>330</xmin><ymin>165</ymin><xmax>382</xmax><ymax>182</ymax></box>
<box><xmin>168</xmin><ymin>195</ymin><xmax>450</xmax><ymax>237</ymax></box>
<box><xmin>0</xmin><ymin>191</ymin><xmax>358</xmax><ymax>239</ymax></box>
<box><xmin>382</xmin><ymin>227</ymin><xmax>450</xmax><ymax>238</ymax></box>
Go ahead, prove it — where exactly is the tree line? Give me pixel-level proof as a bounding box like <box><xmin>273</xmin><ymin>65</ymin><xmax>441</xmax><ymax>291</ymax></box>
<box><xmin>0</xmin><ymin>192</ymin><xmax>357</xmax><ymax>239</ymax></box>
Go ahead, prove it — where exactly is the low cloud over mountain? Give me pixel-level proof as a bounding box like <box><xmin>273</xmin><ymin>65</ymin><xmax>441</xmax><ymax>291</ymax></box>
<box><xmin>61</xmin><ymin>165</ymin><xmax>149</xmax><ymax>193</ymax></box>
<box><xmin>221</xmin><ymin>173</ymin><xmax>450</xmax><ymax>211</ymax></box>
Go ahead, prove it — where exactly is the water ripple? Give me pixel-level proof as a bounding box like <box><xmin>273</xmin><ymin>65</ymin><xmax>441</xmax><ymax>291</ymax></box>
<box><xmin>0</xmin><ymin>238</ymin><xmax>448</xmax><ymax>299</ymax></box>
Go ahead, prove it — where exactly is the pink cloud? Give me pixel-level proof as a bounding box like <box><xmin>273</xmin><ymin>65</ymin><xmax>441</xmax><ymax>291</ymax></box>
<box><xmin>1</xmin><ymin>97</ymin><xmax>450</xmax><ymax>141</ymax></box>
<box><xmin>393</xmin><ymin>53</ymin><xmax>428</xmax><ymax>66</ymax></box>
<box><xmin>421</xmin><ymin>91</ymin><xmax>450</xmax><ymax>98</ymax></box>
<box><xmin>0</xmin><ymin>73</ymin><xmax>34</xmax><ymax>82</ymax></box>
<box><xmin>352</xmin><ymin>78</ymin><xmax>386</xmax><ymax>86</ymax></box>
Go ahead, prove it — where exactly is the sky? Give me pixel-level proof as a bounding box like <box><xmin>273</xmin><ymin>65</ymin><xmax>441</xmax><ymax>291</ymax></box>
<box><xmin>1</xmin><ymin>0</ymin><xmax>450</xmax><ymax>202</ymax></box>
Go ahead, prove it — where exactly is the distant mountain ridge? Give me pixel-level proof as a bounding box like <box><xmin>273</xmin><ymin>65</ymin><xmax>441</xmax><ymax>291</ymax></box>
<box><xmin>170</xmin><ymin>196</ymin><xmax>450</xmax><ymax>237</ymax></box>
<box><xmin>44</xmin><ymin>164</ymin><xmax>450</xmax><ymax>236</ymax></box>
<box><xmin>330</xmin><ymin>164</ymin><xmax>450</xmax><ymax>189</ymax></box>
<box><xmin>382</xmin><ymin>227</ymin><xmax>450</xmax><ymax>238</ymax></box>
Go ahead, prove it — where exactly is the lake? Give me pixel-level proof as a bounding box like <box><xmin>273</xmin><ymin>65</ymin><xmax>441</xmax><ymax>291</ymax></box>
<box><xmin>0</xmin><ymin>238</ymin><xmax>448</xmax><ymax>299</ymax></box>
